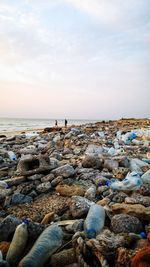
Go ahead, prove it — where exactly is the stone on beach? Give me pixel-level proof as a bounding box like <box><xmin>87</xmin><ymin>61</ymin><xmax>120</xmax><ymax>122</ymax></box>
<box><xmin>0</xmin><ymin>118</ymin><xmax>150</xmax><ymax>267</ymax></box>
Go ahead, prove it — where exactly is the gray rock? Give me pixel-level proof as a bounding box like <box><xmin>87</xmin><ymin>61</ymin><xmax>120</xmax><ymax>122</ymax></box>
<box><xmin>52</xmin><ymin>164</ymin><xmax>75</xmax><ymax>178</ymax></box>
<box><xmin>21</xmin><ymin>184</ymin><xmax>35</xmax><ymax>195</ymax></box>
<box><xmin>27</xmin><ymin>174</ymin><xmax>43</xmax><ymax>181</ymax></box>
<box><xmin>70</xmin><ymin>196</ymin><xmax>93</xmax><ymax>218</ymax></box>
<box><xmin>11</xmin><ymin>193</ymin><xmax>33</xmax><ymax>205</ymax></box>
<box><xmin>41</xmin><ymin>173</ymin><xmax>55</xmax><ymax>182</ymax></box>
<box><xmin>119</xmin><ymin>157</ymin><xmax>130</xmax><ymax>168</ymax></box>
<box><xmin>85</xmin><ymin>144</ymin><xmax>103</xmax><ymax>155</ymax></box>
<box><xmin>104</xmin><ymin>159</ymin><xmax>119</xmax><ymax>171</ymax></box>
<box><xmin>97</xmin><ymin>185</ymin><xmax>108</xmax><ymax>194</ymax></box>
<box><xmin>17</xmin><ymin>154</ymin><xmax>52</xmax><ymax>176</ymax></box>
<box><xmin>112</xmin><ymin>192</ymin><xmax>128</xmax><ymax>203</ymax></box>
<box><xmin>28</xmin><ymin>190</ymin><xmax>37</xmax><ymax>198</ymax></box>
<box><xmin>3</xmin><ymin>176</ymin><xmax>26</xmax><ymax>186</ymax></box>
<box><xmin>36</xmin><ymin>182</ymin><xmax>51</xmax><ymax>193</ymax></box>
<box><xmin>84</xmin><ymin>185</ymin><xmax>96</xmax><ymax>200</ymax></box>
<box><xmin>0</xmin><ymin>215</ymin><xmax>21</xmax><ymax>241</ymax></box>
<box><xmin>19</xmin><ymin>147</ymin><xmax>37</xmax><ymax>155</ymax></box>
<box><xmin>28</xmin><ymin>221</ymin><xmax>46</xmax><ymax>242</ymax></box>
<box><xmin>82</xmin><ymin>155</ymin><xmax>103</xmax><ymax>169</ymax></box>
<box><xmin>49</xmin><ymin>157</ymin><xmax>59</xmax><ymax>169</ymax></box>
<box><xmin>111</xmin><ymin>214</ymin><xmax>143</xmax><ymax>234</ymax></box>
<box><xmin>51</xmin><ymin>176</ymin><xmax>63</xmax><ymax>187</ymax></box>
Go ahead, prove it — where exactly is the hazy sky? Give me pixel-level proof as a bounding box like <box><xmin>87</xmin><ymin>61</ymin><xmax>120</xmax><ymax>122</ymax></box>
<box><xmin>0</xmin><ymin>0</ymin><xmax>149</xmax><ymax>119</ymax></box>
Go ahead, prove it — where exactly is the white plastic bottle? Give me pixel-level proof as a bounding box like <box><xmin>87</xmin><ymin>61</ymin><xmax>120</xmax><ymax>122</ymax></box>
<box><xmin>84</xmin><ymin>204</ymin><xmax>105</xmax><ymax>239</ymax></box>
<box><xmin>18</xmin><ymin>224</ymin><xmax>63</xmax><ymax>267</ymax></box>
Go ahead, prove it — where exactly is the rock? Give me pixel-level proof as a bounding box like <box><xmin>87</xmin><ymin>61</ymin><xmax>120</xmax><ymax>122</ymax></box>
<box><xmin>52</xmin><ymin>164</ymin><xmax>75</xmax><ymax>178</ymax></box>
<box><xmin>70</xmin><ymin>196</ymin><xmax>93</xmax><ymax>218</ymax></box>
<box><xmin>97</xmin><ymin>185</ymin><xmax>108</xmax><ymax>195</ymax></box>
<box><xmin>97</xmin><ymin>198</ymin><xmax>110</xmax><ymax>206</ymax></box>
<box><xmin>27</xmin><ymin>221</ymin><xmax>46</xmax><ymax>242</ymax></box>
<box><xmin>51</xmin><ymin>176</ymin><xmax>63</xmax><ymax>187</ymax></box>
<box><xmin>94</xmin><ymin>176</ymin><xmax>110</xmax><ymax>186</ymax></box>
<box><xmin>56</xmin><ymin>184</ymin><xmax>85</xmax><ymax>197</ymax></box>
<box><xmin>112</xmin><ymin>203</ymin><xmax>150</xmax><ymax>221</ymax></box>
<box><xmin>19</xmin><ymin>147</ymin><xmax>37</xmax><ymax>155</ymax></box>
<box><xmin>21</xmin><ymin>184</ymin><xmax>35</xmax><ymax>195</ymax></box>
<box><xmin>41</xmin><ymin>173</ymin><xmax>55</xmax><ymax>183</ymax></box>
<box><xmin>85</xmin><ymin>144</ymin><xmax>103</xmax><ymax>155</ymax></box>
<box><xmin>65</xmin><ymin>219</ymin><xmax>84</xmax><ymax>233</ymax></box>
<box><xmin>11</xmin><ymin>193</ymin><xmax>33</xmax><ymax>205</ymax></box>
<box><xmin>0</xmin><ymin>215</ymin><xmax>21</xmax><ymax>241</ymax></box>
<box><xmin>27</xmin><ymin>174</ymin><xmax>43</xmax><ymax>181</ymax></box>
<box><xmin>28</xmin><ymin>190</ymin><xmax>37</xmax><ymax>198</ymax></box>
<box><xmin>141</xmin><ymin>170</ymin><xmax>150</xmax><ymax>184</ymax></box>
<box><xmin>82</xmin><ymin>155</ymin><xmax>103</xmax><ymax>169</ymax></box>
<box><xmin>17</xmin><ymin>154</ymin><xmax>52</xmax><ymax>176</ymax></box>
<box><xmin>50</xmin><ymin>248</ymin><xmax>76</xmax><ymax>267</ymax></box>
<box><xmin>84</xmin><ymin>185</ymin><xmax>96</xmax><ymax>200</ymax></box>
<box><xmin>49</xmin><ymin>157</ymin><xmax>59</xmax><ymax>169</ymax></box>
<box><xmin>118</xmin><ymin>157</ymin><xmax>130</xmax><ymax>168</ymax></box>
<box><xmin>2</xmin><ymin>177</ymin><xmax>26</xmax><ymax>187</ymax></box>
<box><xmin>112</xmin><ymin>192</ymin><xmax>128</xmax><ymax>203</ymax></box>
<box><xmin>111</xmin><ymin>214</ymin><xmax>143</xmax><ymax>234</ymax></box>
<box><xmin>104</xmin><ymin>159</ymin><xmax>119</xmax><ymax>171</ymax></box>
<box><xmin>125</xmin><ymin>193</ymin><xmax>150</xmax><ymax>207</ymax></box>
<box><xmin>41</xmin><ymin>212</ymin><xmax>55</xmax><ymax>224</ymax></box>
<box><xmin>36</xmin><ymin>182</ymin><xmax>51</xmax><ymax>193</ymax></box>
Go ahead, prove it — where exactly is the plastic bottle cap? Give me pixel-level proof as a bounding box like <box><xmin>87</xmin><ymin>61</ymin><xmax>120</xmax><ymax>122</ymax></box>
<box><xmin>86</xmin><ymin>228</ymin><xmax>96</xmax><ymax>239</ymax></box>
<box><xmin>140</xmin><ymin>232</ymin><xmax>147</xmax><ymax>239</ymax></box>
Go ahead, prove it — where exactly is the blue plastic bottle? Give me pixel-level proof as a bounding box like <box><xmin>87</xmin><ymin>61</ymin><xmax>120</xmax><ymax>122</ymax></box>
<box><xmin>84</xmin><ymin>204</ymin><xmax>105</xmax><ymax>239</ymax></box>
<box><xmin>18</xmin><ymin>224</ymin><xmax>63</xmax><ymax>267</ymax></box>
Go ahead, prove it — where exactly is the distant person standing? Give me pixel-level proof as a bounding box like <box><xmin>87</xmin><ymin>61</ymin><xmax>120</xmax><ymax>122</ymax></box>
<box><xmin>55</xmin><ymin>120</ymin><xmax>58</xmax><ymax>127</ymax></box>
<box><xmin>65</xmin><ymin>119</ymin><xmax>67</xmax><ymax>128</ymax></box>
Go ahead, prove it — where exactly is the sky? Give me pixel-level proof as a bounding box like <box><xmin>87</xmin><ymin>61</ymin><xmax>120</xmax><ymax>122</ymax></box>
<box><xmin>0</xmin><ymin>0</ymin><xmax>150</xmax><ymax>120</ymax></box>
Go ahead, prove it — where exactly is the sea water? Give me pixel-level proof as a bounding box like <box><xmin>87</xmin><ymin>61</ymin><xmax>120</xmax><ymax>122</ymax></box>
<box><xmin>0</xmin><ymin>117</ymin><xmax>100</xmax><ymax>132</ymax></box>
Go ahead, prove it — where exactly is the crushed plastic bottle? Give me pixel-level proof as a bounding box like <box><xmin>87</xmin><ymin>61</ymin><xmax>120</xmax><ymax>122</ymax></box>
<box><xmin>84</xmin><ymin>204</ymin><xmax>105</xmax><ymax>239</ymax></box>
<box><xmin>110</xmin><ymin>172</ymin><xmax>143</xmax><ymax>191</ymax></box>
<box><xmin>6</xmin><ymin>221</ymin><xmax>28</xmax><ymax>266</ymax></box>
<box><xmin>18</xmin><ymin>224</ymin><xmax>63</xmax><ymax>267</ymax></box>
<box><xmin>7</xmin><ymin>151</ymin><xmax>17</xmax><ymax>161</ymax></box>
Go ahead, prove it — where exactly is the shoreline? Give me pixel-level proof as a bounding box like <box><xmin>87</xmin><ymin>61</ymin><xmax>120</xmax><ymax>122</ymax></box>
<box><xmin>0</xmin><ymin>128</ymin><xmax>44</xmax><ymax>137</ymax></box>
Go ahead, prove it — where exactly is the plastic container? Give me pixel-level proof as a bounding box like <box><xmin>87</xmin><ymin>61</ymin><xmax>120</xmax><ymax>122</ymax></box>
<box><xmin>18</xmin><ymin>224</ymin><xmax>63</xmax><ymax>267</ymax></box>
<box><xmin>110</xmin><ymin>172</ymin><xmax>143</xmax><ymax>191</ymax></box>
<box><xmin>7</xmin><ymin>151</ymin><xmax>17</xmax><ymax>161</ymax></box>
<box><xmin>84</xmin><ymin>204</ymin><xmax>105</xmax><ymax>239</ymax></box>
<box><xmin>6</xmin><ymin>222</ymin><xmax>28</xmax><ymax>266</ymax></box>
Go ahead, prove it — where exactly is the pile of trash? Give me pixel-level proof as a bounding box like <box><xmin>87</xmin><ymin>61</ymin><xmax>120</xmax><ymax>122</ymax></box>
<box><xmin>0</xmin><ymin>118</ymin><xmax>150</xmax><ymax>267</ymax></box>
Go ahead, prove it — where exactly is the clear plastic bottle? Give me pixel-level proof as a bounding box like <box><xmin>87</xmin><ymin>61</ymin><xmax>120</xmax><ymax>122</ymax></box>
<box><xmin>7</xmin><ymin>151</ymin><xmax>17</xmax><ymax>161</ymax></box>
<box><xmin>6</xmin><ymin>221</ymin><xmax>28</xmax><ymax>266</ymax></box>
<box><xmin>18</xmin><ymin>224</ymin><xmax>63</xmax><ymax>267</ymax></box>
<box><xmin>84</xmin><ymin>204</ymin><xmax>105</xmax><ymax>239</ymax></box>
